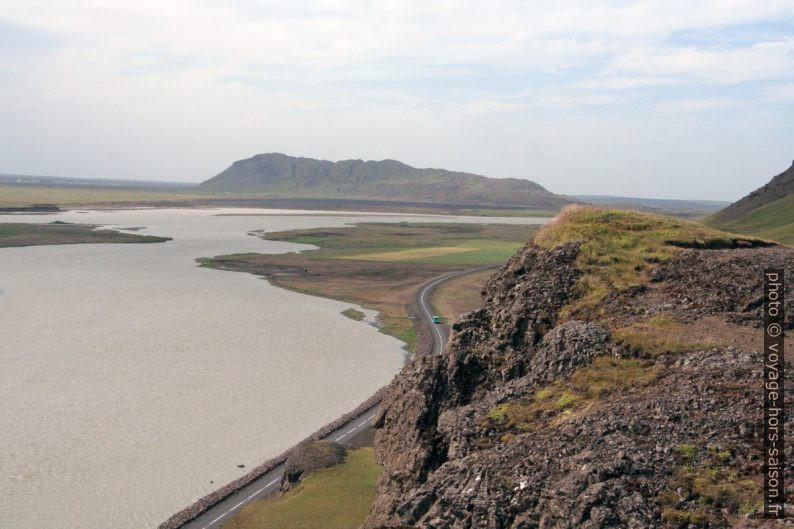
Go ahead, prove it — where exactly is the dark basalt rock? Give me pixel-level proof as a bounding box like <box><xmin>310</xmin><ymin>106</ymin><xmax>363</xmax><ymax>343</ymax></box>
<box><xmin>364</xmin><ymin>239</ymin><xmax>794</xmax><ymax>529</ymax></box>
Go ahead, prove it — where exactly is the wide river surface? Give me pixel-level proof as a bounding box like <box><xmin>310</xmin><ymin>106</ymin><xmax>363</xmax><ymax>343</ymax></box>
<box><xmin>0</xmin><ymin>208</ymin><xmax>547</xmax><ymax>529</ymax></box>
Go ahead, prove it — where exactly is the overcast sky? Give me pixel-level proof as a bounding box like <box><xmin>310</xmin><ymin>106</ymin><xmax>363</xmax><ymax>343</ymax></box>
<box><xmin>1</xmin><ymin>1</ymin><xmax>793</xmax><ymax>200</ymax></box>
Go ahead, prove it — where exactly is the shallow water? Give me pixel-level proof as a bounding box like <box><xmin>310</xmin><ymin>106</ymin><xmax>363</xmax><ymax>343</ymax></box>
<box><xmin>0</xmin><ymin>208</ymin><xmax>546</xmax><ymax>529</ymax></box>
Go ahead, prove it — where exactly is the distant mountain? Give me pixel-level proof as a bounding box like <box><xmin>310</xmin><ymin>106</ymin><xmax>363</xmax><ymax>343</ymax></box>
<box><xmin>199</xmin><ymin>153</ymin><xmax>572</xmax><ymax>209</ymax></box>
<box><xmin>707</xmin><ymin>160</ymin><xmax>794</xmax><ymax>245</ymax></box>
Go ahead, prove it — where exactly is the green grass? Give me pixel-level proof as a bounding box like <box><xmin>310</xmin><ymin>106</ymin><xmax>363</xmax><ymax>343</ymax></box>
<box><xmin>613</xmin><ymin>315</ymin><xmax>724</xmax><ymax>357</ymax></box>
<box><xmin>414</xmin><ymin>240</ymin><xmax>525</xmax><ymax>265</ymax></box>
<box><xmin>658</xmin><ymin>444</ymin><xmax>762</xmax><ymax>527</ymax></box>
<box><xmin>262</xmin><ymin>222</ymin><xmax>538</xmax><ymax>266</ymax></box>
<box><xmin>534</xmin><ymin>206</ymin><xmax>766</xmax><ymax>312</ymax></box>
<box><xmin>381</xmin><ymin>317</ymin><xmax>417</xmax><ymax>350</ymax></box>
<box><xmin>674</xmin><ymin>444</ymin><xmax>697</xmax><ymax>461</ymax></box>
<box><xmin>482</xmin><ymin>356</ymin><xmax>661</xmax><ymax>434</ymax></box>
<box><xmin>709</xmin><ymin>193</ymin><xmax>794</xmax><ymax>246</ymax></box>
<box><xmin>341</xmin><ymin>308</ymin><xmax>366</xmax><ymax>321</ymax></box>
<box><xmin>455</xmin><ymin>208</ymin><xmax>557</xmax><ymax>217</ymax></box>
<box><xmin>224</xmin><ymin>448</ymin><xmax>382</xmax><ymax>529</ymax></box>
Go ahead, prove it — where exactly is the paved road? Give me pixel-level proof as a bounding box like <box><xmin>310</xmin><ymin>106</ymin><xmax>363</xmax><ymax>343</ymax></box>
<box><xmin>416</xmin><ymin>267</ymin><xmax>492</xmax><ymax>355</ymax></box>
<box><xmin>178</xmin><ymin>267</ymin><xmax>492</xmax><ymax>529</ymax></box>
<box><xmin>181</xmin><ymin>406</ymin><xmax>379</xmax><ymax>529</ymax></box>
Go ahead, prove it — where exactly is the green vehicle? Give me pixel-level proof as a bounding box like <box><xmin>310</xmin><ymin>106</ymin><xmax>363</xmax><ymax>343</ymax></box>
<box><xmin>432</xmin><ymin>315</ymin><xmax>441</xmax><ymax>324</ymax></box>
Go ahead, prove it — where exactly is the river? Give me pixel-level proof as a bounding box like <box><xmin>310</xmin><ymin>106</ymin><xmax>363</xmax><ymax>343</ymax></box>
<box><xmin>0</xmin><ymin>208</ymin><xmax>546</xmax><ymax>529</ymax></box>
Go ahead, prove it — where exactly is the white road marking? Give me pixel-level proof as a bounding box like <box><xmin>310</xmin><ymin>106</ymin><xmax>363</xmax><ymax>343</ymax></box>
<box><xmin>201</xmin><ymin>477</ymin><xmax>281</xmax><ymax>528</ymax></box>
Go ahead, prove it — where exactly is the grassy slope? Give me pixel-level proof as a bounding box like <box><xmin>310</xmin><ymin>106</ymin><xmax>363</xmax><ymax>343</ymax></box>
<box><xmin>707</xmin><ymin>193</ymin><xmax>794</xmax><ymax>246</ymax></box>
<box><xmin>224</xmin><ymin>448</ymin><xmax>381</xmax><ymax>529</ymax></box>
<box><xmin>534</xmin><ymin>206</ymin><xmax>767</xmax><ymax>313</ymax></box>
<box><xmin>0</xmin><ymin>222</ymin><xmax>171</xmax><ymax>247</ymax></box>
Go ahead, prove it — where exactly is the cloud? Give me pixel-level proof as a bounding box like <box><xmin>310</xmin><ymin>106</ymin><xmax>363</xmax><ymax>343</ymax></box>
<box><xmin>0</xmin><ymin>1</ymin><xmax>792</xmax><ymax>200</ymax></box>
<box><xmin>609</xmin><ymin>40</ymin><xmax>794</xmax><ymax>84</ymax></box>
<box><xmin>653</xmin><ymin>97</ymin><xmax>737</xmax><ymax>114</ymax></box>
<box><xmin>763</xmin><ymin>82</ymin><xmax>794</xmax><ymax>102</ymax></box>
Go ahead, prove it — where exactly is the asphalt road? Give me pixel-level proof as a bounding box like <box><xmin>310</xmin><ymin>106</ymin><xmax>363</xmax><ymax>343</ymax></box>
<box><xmin>416</xmin><ymin>267</ymin><xmax>492</xmax><ymax>355</ymax></box>
<box><xmin>178</xmin><ymin>267</ymin><xmax>491</xmax><ymax>529</ymax></box>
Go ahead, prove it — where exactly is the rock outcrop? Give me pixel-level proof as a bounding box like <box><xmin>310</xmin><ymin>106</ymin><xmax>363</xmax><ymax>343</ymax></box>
<box><xmin>364</xmin><ymin>231</ymin><xmax>794</xmax><ymax>528</ymax></box>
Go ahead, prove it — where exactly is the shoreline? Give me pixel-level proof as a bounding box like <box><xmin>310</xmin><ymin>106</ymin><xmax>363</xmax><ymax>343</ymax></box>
<box><xmin>157</xmin><ymin>265</ymin><xmax>473</xmax><ymax>528</ymax></box>
<box><xmin>158</xmin><ymin>387</ymin><xmax>388</xmax><ymax>529</ymax></box>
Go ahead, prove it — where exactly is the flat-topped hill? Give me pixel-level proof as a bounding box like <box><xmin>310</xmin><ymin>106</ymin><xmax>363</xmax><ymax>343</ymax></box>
<box><xmin>199</xmin><ymin>153</ymin><xmax>572</xmax><ymax>209</ymax></box>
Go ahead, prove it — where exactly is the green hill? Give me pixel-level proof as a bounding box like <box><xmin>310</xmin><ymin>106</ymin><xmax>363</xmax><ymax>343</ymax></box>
<box><xmin>199</xmin><ymin>153</ymin><xmax>571</xmax><ymax>209</ymax></box>
<box><xmin>707</xmin><ymin>160</ymin><xmax>794</xmax><ymax>245</ymax></box>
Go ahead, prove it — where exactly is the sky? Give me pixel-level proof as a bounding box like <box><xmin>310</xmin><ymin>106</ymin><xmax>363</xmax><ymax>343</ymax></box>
<box><xmin>1</xmin><ymin>1</ymin><xmax>793</xmax><ymax>200</ymax></box>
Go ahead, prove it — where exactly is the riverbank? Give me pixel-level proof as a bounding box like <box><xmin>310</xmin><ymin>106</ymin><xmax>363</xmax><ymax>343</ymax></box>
<box><xmin>0</xmin><ymin>208</ymin><xmax>411</xmax><ymax>529</ymax></box>
<box><xmin>199</xmin><ymin>222</ymin><xmax>538</xmax><ymax>352</ymax></box>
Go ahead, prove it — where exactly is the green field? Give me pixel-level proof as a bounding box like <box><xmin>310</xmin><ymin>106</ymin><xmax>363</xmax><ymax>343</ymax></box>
<box><xmin>261</xmin><ymin>222</ymin><xmax>536</xmax><ymax>266</ymax></box>
<box><xmin>0</xmin><ymin>222</ymin><xmax>171</xmax><ymax>247</ymax></box>
<box><xmin>224</xmin><ymin>448</ymin><xmax>381</xmax><ymax>529</ymax></box>
<box><xmin>708</xmin><ymin>193</ymin><xmax>794</xmax><ymax>246</ymax></box>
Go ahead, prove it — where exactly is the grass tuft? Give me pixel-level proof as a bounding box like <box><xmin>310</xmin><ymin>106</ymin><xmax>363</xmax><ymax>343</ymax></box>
<box><xmin>658</xmin><ymin>445</ymin><xmax>762</xmax><ymax>527</ymax></box>
<box><xmin>481</xmin><ymin>356</ymin><xmax>661</xmax><ymax>433</ymax></box>
<box><xmin>534</xmin><ymin>206</ymin><xmax>766</xmax><ymax>312</ymax></box>
<box><xmin>613</xmin><ymin>315</ymin><xmax>724</xmax><ymax>357</ymax></box>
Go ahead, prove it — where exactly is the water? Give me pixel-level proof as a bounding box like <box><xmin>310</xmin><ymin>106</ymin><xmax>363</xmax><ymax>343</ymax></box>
<box><xmin>0</xmin><ymin>208</ymin><xmax>546</xmax><ymax>529</ymax></box>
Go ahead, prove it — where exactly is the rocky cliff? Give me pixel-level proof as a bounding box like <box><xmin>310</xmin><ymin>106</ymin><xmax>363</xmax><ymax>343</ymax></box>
<box><xmin>365</xmin><ymin>207</ymin><xmax>793</xmax><ymax>529</ymax></box>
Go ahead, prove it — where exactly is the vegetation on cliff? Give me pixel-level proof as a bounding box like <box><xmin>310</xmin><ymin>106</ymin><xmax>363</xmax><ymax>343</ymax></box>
<box><xmin>365</xmin><ymin>207</ymin><xmax>792</xmax><ymax>529</ymax></box>
<box><xmin>534</xmin><ymin>206</ymin><xmax>768</xmax><ymax>313</ymax></box>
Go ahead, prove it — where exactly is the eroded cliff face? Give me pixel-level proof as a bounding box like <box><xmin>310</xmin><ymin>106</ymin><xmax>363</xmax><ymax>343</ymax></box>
<box><xmin>364</xmin><ymin>230</ymin><xmax>793</xmax><ymax>529</ymax></box>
